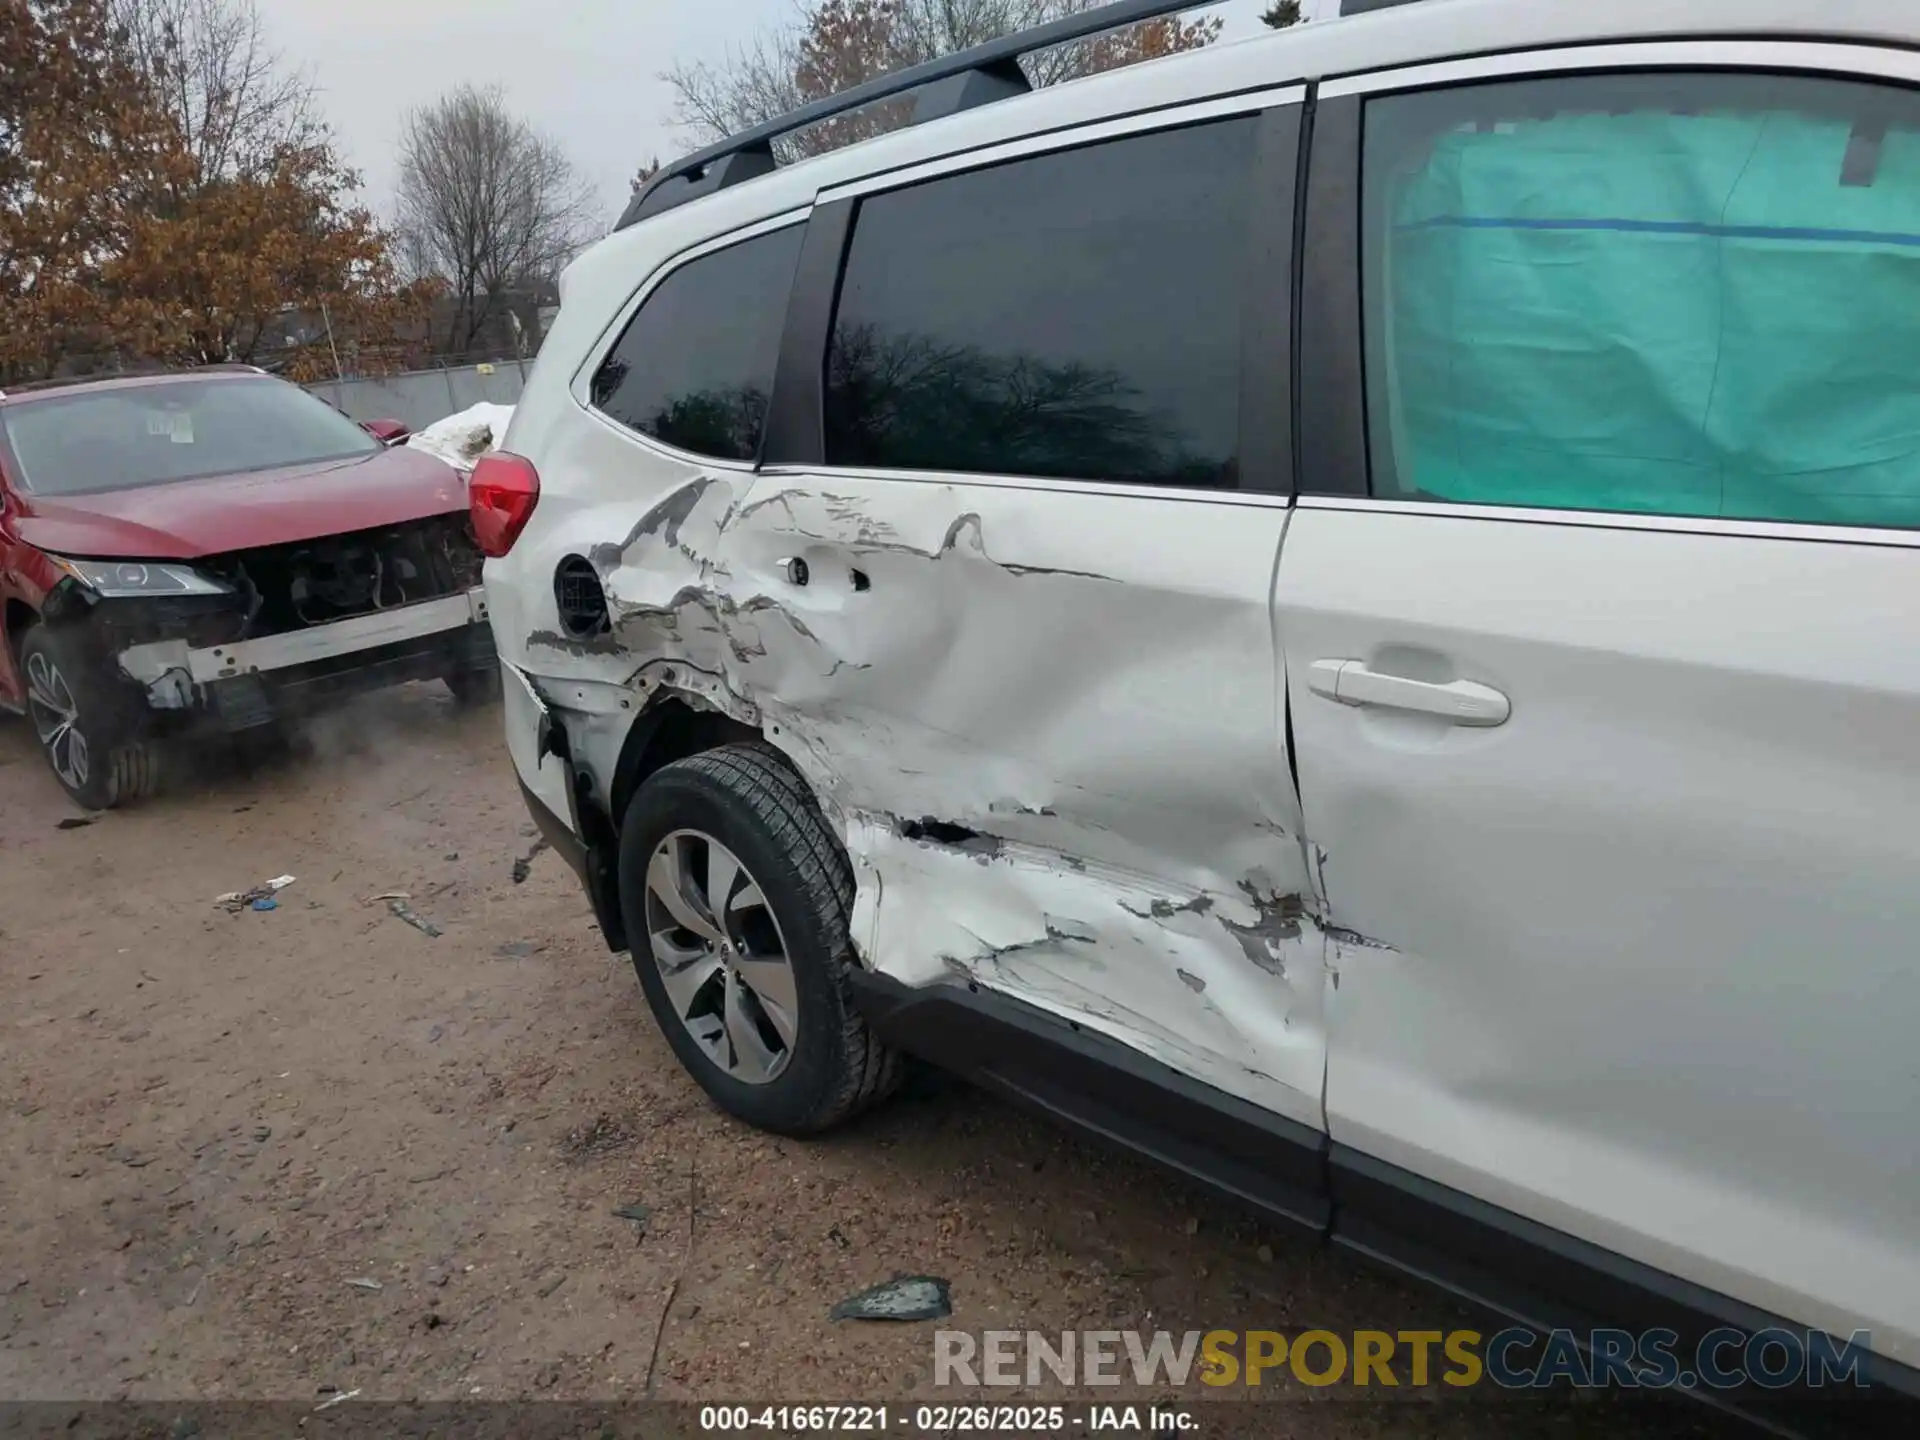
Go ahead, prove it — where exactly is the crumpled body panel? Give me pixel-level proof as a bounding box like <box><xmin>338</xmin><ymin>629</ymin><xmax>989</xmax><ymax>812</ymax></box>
<box><xmin>516</xmin><ymin>467</ymin><xmax>1328</xmax><ymax>1128</ymax></box>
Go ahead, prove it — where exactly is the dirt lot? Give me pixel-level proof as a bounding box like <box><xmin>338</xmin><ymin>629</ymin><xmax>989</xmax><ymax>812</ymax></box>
<box><xmin>0</xmin><ymin>687</ymin><xmax>1742</xmax><ymax>1436</ymax></box>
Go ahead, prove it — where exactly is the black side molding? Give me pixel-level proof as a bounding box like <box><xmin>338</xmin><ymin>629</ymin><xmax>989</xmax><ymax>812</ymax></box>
<box><xmin>1334</xmin><ymin>1146</ymin><xmax>1920</xmax><ymax>1431</ymax></box>
<box><xmin>850</xmin><ymin>969</ymin><xmax>1331</xmax><ymax>1233</ymax></box>
<box><xmin>852</xmin><ymin>968</ymin><xmax>1918</xmax><ymax>1435</ymax></box>
<box><xmin>517</xmin><ymin>775</ymin><xmax>589</xmax><ymax>885</ymax></box>
<box><xmin>518</xmin><ymin>729</ymin><xmax>626</xmax><ymax>954</ymax></box>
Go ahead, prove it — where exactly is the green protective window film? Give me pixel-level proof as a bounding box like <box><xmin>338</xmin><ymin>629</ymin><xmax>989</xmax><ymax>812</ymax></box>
<box><xmin>1362</xmin><ymin>73</ymin><xmax>1920</xmax><ymax>529</ymax></box>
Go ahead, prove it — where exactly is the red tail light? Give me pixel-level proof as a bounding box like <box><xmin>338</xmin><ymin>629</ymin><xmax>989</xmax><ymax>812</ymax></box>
<box><xmin>469</xmin><ymin>452</ymin><xmax>540</xmax><ymax>558</ymax></box>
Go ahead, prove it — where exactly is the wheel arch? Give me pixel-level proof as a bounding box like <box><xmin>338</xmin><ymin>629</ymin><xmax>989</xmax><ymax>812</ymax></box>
<box><xmin>608</xmin><ymin>696</ymin><xmax>764</xmax><ymax>831</ymax></box>
<box><xmin>3</xmin><ymin>597</ymin><xmax>34</xmax><ymax>655</ymax></box>
<box><xmin>556</xmin><ymin>695</ymin><xmax>767</xmax><ymax>954</ymax></box>
<box><xmin>1</xmin><ymin>597</ymin><xmax>34</xmax><ymax>709</ymax></box>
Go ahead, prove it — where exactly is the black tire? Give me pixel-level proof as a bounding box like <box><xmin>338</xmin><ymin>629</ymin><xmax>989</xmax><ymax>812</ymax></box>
<box><xmin>617</xmin><ymin>742</ymin><xmax>901</xmax><ymax>1135</ymax></box>
<box><xmin>18</xmin><ymin>624</ymin><xmax>159</xmax><ymax>811</ymax></box>
<box><xmin>445</xmin><ymin>665</ymin><xmax>502</xmax><ymax>708</ymax></box>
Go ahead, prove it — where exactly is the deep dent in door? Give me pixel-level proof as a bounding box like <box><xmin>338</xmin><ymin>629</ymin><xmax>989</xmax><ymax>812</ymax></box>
<box><xmin>521</xmin><ymin>475</ymin><xmax>1330</xmax><ymax>1107</ymax></box>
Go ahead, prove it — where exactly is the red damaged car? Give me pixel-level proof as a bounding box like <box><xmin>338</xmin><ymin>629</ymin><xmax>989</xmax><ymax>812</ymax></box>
<box><xmin>0</xmin><ymin>366</ymin><xmax>498</xmax><ymax>809</ymax></box>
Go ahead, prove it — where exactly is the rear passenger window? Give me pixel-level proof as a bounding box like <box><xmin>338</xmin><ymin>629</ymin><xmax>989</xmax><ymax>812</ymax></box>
<box><xmin>591</xmin><ymin>224</ymin><xmax>803</xmax><ymax>461</ymax></box>
<box><xmin>1362</xmin><ymin>72</ymin><xmax>1920</xmax><ymax>528</ymax></box>
<box><xmin>825</xmin><ymin>118</ymin><xmax>1258</xmax><ymax>488</ymax></box>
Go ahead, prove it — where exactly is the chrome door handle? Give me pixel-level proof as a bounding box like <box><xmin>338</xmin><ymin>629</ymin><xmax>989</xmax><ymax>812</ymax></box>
<box><xmin>1308</xmin><ymin>660</ymin><xmax>1510</xmax><ymax>727</ymax></box>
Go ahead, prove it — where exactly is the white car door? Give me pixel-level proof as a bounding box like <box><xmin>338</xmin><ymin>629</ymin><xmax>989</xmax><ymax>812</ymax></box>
<box><xmin>701</xmin><ymin>100</ymin><xmax>1335</xmax><ymax>1200</ymax></box>
<box><xmin>1280</xmin><ymin>44</ymin><xmax>1920</xmax><ymax>1372</ymax></box>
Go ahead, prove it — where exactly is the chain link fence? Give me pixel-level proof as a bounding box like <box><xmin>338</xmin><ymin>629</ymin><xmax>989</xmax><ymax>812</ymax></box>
<box><xmin>306</xmin><ymin>357</ymin><xmax>530</xmax><ymax>432</ymax></box>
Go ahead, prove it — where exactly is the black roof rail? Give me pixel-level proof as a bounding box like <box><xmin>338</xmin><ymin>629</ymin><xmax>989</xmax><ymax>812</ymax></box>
<box><xmin>617</xmin><ymin>0</ymin><xmax>1219</xmax><ymax>232</ymax></box>
<box><xmin>1341</xmin><ymin>0</ymin><xmax>1431</xmax><ymax>13</ymax></box>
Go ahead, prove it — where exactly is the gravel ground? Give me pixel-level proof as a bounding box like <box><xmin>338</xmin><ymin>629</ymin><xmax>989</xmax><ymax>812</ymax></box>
<box><xmin>0</xmin><ymin>687</ymin><xmax>1746</xmax><ymax>1438</ymax></box>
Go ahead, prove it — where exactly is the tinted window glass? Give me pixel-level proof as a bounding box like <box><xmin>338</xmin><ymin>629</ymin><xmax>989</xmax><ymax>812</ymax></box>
<box><xmin>1</xmin><ymin>377</ymin><xmax>380</xmax><ymax>497</ymax></box>
<box><xmin>591</xmin><ymin>224</ymin><xmax>803</xmax><ymax>461</ymax></box>
<box><xmin>1363</xmin><ymin>72</ymin><xmax>1920</xmax><ymax>528</ymax></box>
<box><xmin>825</xmin><ymin>119</ymin><xmax>1257</xmax><ymax>488</ymax></box>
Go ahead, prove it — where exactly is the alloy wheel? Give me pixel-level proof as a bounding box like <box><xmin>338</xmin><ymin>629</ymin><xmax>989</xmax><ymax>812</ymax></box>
<box><xmin>642</xmin><ymin>829</ymin><xmax>799</xmax><ymax>1085</ymax></box>
<box><xmin>24</xmin><ymin>651</ymin><xmax>89</xmax><ymax>793</ymax></box>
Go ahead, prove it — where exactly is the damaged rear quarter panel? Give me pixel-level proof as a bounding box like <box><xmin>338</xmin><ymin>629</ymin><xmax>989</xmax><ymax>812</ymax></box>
<box><xmin>525</xmin><ymin>466</ymin><xmax>1329</xmax><ymax>1129</ymax></box>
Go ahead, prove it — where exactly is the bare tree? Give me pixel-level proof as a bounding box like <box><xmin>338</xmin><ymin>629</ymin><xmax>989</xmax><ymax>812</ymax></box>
<box><xmin>395</xmin><ymin>84</ymin><xmax>601</xmax><ymax>355</ymax></box>
<box><xmin>662</xmin><ymin>0</ymin><xmax>1219</xmax><ymax>163</ymax></box>
<box><xmin>666</xmin><ymin>29</ymin><xmax>809</xmax><ymax>154</ymax></box>
<box><xmin>110</xmin><ymin>0</ymin><xmax>321</xmax><ymax>182</ymax></box>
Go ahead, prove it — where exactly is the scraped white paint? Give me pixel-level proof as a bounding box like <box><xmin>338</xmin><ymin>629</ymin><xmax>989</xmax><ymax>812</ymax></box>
<box><xmin>406</xmin><ymin>402</ymin><xmax>516</xmax><ymax>472</ymax></box>
<box><xmin>490</xmin><ymin>420</ymin><xmax>1329</xmax><ymax>1128</ymax></box>
<box><xmin>849</xmin><ymin>818</ymin><xmax>1322</xmax><ymax>1119</ymax></box>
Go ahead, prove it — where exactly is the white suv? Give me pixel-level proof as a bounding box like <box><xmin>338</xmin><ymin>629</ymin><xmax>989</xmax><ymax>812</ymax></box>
<box><xmin>480</xmin><ymin>0</ymin><xmax>1920</xmax><ymax>1419</ymax></box>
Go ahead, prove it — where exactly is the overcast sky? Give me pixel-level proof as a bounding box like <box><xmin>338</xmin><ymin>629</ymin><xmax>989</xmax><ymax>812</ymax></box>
<box><xmin>254</xmin><ymin>0</ymin><xmax>1333</xmax><ymax>228</ymax></box>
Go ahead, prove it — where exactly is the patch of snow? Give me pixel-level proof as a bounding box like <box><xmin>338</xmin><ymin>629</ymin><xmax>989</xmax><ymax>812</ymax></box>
<box><xmin>406</xmin><ymin>403</ymin><xmax>515</xmax><ymax>472</ymax></box>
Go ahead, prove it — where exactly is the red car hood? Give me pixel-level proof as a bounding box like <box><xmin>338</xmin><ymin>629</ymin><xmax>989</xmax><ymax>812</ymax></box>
<box><xmin>14</xmin><ymin>445</ymin><xmax>469</xmax><ymax>560</ymax></box>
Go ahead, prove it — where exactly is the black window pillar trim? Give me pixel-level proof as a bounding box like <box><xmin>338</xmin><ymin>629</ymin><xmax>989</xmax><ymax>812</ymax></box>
<box><xmin>1238</xmin><ymin>102</ymin><xmax>1303</xmax><ymax>499</ymax></box>
<box><xmin>1289</xmin><ymin>86</ymin><xmax>1316</xmax><ymax>501</ymax></box>
<box><xmin>760</xmin><ymin>197</ymin><xmax>856</xmax><ymax>469</ymax></box>
<box><xmin>1297</xmin><ymin>91</ymin><xmax>1370</xmax><ymax>498</ymax></box>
